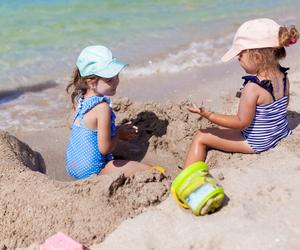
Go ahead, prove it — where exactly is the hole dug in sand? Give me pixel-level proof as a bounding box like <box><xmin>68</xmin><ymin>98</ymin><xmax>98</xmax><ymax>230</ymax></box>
<box><xmin>0</xmin><ymin>139</ymin><xmax>170</xmax><ymax>249</ymax></box>
<box><xmin>0</xmin><ymin>98</ymin><xmax>214</xmax><ymax>249</ymax></box>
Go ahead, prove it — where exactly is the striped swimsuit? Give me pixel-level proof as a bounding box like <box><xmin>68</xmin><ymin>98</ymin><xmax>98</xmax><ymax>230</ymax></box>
<box><xmin>241</xmin><ymin>66</ymin><xmax>291</xmax><ymax>153</ymax></box>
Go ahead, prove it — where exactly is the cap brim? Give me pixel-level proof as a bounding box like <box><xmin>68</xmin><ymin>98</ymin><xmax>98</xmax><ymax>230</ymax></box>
<box><xmin>221</xmin><ymin>47</ymin><xmax>241</xmax><ymax>62</ymax></box>
<box><xmin>95</xmin><ymin>58</ymin><xmax>128</xmax><ymax>78</ymax></box>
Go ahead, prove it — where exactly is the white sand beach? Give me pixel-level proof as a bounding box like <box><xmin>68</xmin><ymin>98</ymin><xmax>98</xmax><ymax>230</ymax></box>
<box><xmin>0</xmin><ymin>54</ymin><xmax>299</xmax><ymax>249</ymax></box>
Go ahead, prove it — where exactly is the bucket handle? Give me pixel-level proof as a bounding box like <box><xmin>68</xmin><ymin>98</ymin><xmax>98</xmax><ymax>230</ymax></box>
<box><xmin>171</xmin><ymin>186</ymin><xmax>189</xmax><ymax>209</ymax></box>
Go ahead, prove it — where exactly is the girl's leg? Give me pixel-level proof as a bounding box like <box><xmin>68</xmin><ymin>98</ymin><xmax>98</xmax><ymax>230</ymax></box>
<box><xmin>184</xmin><ymin>127</ymin><xmax>254</xmax><ymax>167</ymax></box>
<box><xmin>100</xmin><ymin>160</ymin><xmax>151</xmax><ymax>177</ymax></box>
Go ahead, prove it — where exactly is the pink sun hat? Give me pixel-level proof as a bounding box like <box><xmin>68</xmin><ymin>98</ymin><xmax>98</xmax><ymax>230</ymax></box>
<box><xmin>221</xmin><ymin>18</ymin><xmax>281</xmax><ymax>62</ymax></box>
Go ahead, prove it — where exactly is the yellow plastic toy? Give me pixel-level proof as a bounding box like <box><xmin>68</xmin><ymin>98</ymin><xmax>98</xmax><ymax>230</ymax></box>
<box><xmin>171</xmin><ymin>161</ymin><xmax>224</xmax><ymax>215</ymax></box>
<box><xmin>150</xmin><ymin>166</ymin><xmax>166</xmax><ymax>174</ymax></box>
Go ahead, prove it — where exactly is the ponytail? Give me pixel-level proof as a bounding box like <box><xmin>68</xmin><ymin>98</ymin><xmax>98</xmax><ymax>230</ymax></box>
<box><xmin>66</xmin><ymin>68</ymin><xmax>99</xmax><ymax>109</ymax></box>
<box><xmin>279</xmin><ymin>25</ymin><xmax>299</xmax><ymax>47</ymax></box>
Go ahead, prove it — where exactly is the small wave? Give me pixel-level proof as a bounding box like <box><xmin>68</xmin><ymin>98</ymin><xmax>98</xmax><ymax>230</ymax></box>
<box><xmin>124</xmin><ymin>34</ymin><xmax>233</xmax><ymax>78</ymax></box>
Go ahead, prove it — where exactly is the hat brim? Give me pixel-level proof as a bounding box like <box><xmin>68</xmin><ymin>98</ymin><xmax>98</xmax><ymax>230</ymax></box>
<box><xmin>94</xmin><ymin>58</ymin><xmax>128</xmax><ymax>78</ymax></box>
<box><xmin>221</xmin><ymin>47</ymin><xmax>242</xmax><ymax>62</ymax></box>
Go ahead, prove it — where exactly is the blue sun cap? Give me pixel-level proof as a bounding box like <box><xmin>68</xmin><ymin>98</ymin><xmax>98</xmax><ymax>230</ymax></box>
<box><xmin>76</xmin><ymin>45</ymin><xmax>128</xmax><ymax>78</ymax></box>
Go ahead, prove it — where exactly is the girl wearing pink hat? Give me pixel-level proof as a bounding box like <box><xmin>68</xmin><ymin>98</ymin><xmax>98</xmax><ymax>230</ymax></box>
<box><xmin>184</xmin><ymin>18</ymin><xmax>299</xmax><ymax>167</ymax></box>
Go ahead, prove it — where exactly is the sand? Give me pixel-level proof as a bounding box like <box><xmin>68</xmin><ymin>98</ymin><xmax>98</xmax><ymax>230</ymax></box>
<box><xmin>93</xmin><ymin>129</ymin><xmax>300</xmax><ymax>250</ymax></box>
<box><xmin>0</xmin><ymin>50</ymin><xmax>300</xmax><ymax>249</ymax></box>
<box><xmin>0</xmin><ymin>130</ymin><xmax>170</xmax><ymax>248</ymax></box>
<box><xmin>90</xmin><ymin>72</ymin><xmax>300</xmax><ymax>250</ymax></box>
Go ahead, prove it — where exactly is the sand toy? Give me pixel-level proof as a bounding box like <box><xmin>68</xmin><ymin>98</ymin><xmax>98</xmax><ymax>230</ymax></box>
<box><xmin>171</xmin><ymin>161</ymin><xmax>224</xmax><ymax>215</ymax></box>
<box><xmin>40</xmin><ymin>231</ymin><xmax>83</xmax><ymax>250</ymax></box>
<box><xmin>150</xmin><ymin>166</ymin><xmax>166</xmax><ymax>174</ymax></box>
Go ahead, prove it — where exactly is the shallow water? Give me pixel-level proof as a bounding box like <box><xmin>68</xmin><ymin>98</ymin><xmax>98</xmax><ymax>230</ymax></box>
<box><xmin>1</xmin><ymin>0</ymin><xmax>300</xmax><ymax>91</ymax></box>
<box><xmin>1</xmin><ymin>0</ymin><xmax>300</xmax><ymax>131</ymax></box>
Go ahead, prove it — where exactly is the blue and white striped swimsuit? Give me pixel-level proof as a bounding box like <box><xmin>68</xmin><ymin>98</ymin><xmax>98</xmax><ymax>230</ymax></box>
<box><xmin>241</xmin><ymin>66</ymin><xmax>291</xmax><ymax>153</ymax></box>
<box><xmin>65</xmin><ymin>95</ymin><xmax>117</xmax><ymax>179</ymax></box>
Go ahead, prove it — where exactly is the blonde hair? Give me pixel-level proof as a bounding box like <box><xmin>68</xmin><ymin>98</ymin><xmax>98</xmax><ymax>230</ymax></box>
<box><xmin>248</xmin><ymin>25</ymin><xmax>299</xmax><ymax>74</ymax></box>
<box><xmin>66</xmin><ymin>68</ymin><xmax>100</xmax><ymax>109</ymax></box>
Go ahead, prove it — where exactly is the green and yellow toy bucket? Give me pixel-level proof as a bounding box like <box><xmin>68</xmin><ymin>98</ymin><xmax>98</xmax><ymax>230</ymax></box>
<box><xmin>171</xmin><ymin>162</ymin><xmax>224</xmax><ymax>216</ymax></box>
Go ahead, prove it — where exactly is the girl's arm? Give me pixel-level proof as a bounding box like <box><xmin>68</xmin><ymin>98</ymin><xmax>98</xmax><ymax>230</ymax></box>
<box><xmin>189</xmin><ymin>83</ymin><xmax>258</xmax><ymax>130</ymax></box>
<box><xmin>96</xmin><ymin>102</ymin><xmax>119</xmax><ymax>155</ymax></box>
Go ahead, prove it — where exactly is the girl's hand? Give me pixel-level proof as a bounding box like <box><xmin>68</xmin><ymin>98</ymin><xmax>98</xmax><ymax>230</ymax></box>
<box><xmin>117</xmin><ymin>122</ymin><xmax>139</xmax><ymax>141</ymax></box>
<box><xmin>188</xmin><ymin>103</ymin><xmax>213</xmax><ymax>119</ymax></box>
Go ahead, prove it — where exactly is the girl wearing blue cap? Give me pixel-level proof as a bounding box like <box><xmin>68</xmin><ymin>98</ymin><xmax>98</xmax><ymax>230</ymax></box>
<box><xmin>65</xmin><ymin>46</ymin><xmax>162</xmax><ymax>179</ymax></box>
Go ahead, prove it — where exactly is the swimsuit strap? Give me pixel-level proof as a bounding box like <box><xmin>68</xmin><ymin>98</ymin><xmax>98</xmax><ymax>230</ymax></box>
<box><xmin>78</xmin><ymin>96</ymin><xmax>111</xmax><ymax>118</ymax></box>
<box><xmin>241</xmin><ymin>76</ymin><xmax>275</xmax><ymax>101</ymax></box>
<box><xmin>279</xmin><ymin>66</ymin><xmax>289</xmax><ymax>95</ymax></box>
<box><xmin>241</xmin><ymin>65</ymin><xmax>289</xmax><ymax>101</ymax></box>
<box><xmin>72</xmin><ymin>95</ymin><xmax>111</xmax><ymax>124</ymax></box>
<box><xmin>72</xmin><ymin>95</ymin><xmax>117</xmax><ymax>136</ymax></box>
<box><xmin>72</xmin><ymin>95</ymin><xmax>84</xmax><ymax>124</ymax></box>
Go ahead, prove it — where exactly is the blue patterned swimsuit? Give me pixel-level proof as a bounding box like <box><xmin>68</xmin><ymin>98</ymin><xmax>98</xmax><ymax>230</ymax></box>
<box><xmin>65</xmin><ymin>95</ymin><xmax>117</xmax><ymax>179</ymax></box>
<box><xmin>241</xmin><ymin>66</ymin><xmax>291</xmax><ymax>153</ymax></box>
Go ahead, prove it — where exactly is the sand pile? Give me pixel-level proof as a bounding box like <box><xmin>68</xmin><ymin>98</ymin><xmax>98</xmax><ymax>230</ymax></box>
<box><xmin>0</xmin><ymin>99</ymin><xmax>214</xmax><ymax>249</ymax></box>
<box><xmin>2</xmin><ymin>92</ymin><xmax>298</xmax><ymax>249</ymax></box>
<box><xmin>0</xmin><ymin>130</ymin><xmax>171</xmax><ymax>249</ymax></box>
<box><xmin>90</xmin><ymin>78</ymin><xmax>300</xmax><ymax>250</ymax></box>
<box><xmin>94</xmin><ymin>129</ymin><xmax>300</xmax><ymax>250</ymax></box>
<box><xmin>112</xmin><ymin>98</ymin><xmax>212</xmax><ymax>177</ymax></box>
<box><xmin>0</xmin><ymin>131</ymin><xmax>45</xmax><ymax>173</ymax></box>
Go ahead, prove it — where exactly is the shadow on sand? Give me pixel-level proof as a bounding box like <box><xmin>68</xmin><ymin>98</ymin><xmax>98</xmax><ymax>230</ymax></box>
<box><xmin>288</xmin><ymin>110</ymin><xmax>300</xmax><ymax>130</ymax></box>
<box><xmin>113</xmin><ymin>110</ymin><xmax>169</xmax><ymax>162</ymax></box>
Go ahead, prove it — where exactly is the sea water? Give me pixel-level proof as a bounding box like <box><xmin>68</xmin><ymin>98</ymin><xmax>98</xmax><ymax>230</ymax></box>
<box><xmin>0</xmin><ymin>0</ymin><xmax>300</xmax><ymax>130</ymax></box>
<box><xmin>1</xmin><ymin>0</ymin><xmax>300</xmax><ymax>91</ymax></box>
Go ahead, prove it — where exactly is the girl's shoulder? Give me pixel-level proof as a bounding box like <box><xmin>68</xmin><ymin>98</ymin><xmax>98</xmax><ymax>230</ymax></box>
<box><xmin>78</xmin><ymin>95</ymin><xmax>112</xmax><ymax>115</ymax></box>
<box><xmin>237</xmin><ymin>77</ymin><xmax>262</xmax><ymax>102</ymax></box>
<box><xmin>241</xmin><ymin>75</ymin><xmax>273</xmax><ymax>96</ymax></box>
<box><xmin>93</xmin><ymin>101</ymin><xmax>111</xmax><ymax>113</ymax></box>
<box><xmin>240</xmin><ymin>81</ymin><xmax>261</xmax><ymax>101</ymax></box>
<box><xmin>90</xmin><ymin>97</ymin><xmax>111</xmax><ymax>113</ymax></box>
<box><xmin>86</xmin><ymin>100</ymin><xmax>111</xmax><ymax>123</ymax></box>
<box><xmin>241</xmin><ymin>79</ymin><xmax>262</xmax><ymax>94</ymax></box>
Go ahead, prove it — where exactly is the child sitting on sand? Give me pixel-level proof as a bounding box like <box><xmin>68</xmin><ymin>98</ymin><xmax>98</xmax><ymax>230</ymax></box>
<box><xmin>185</xmin><ymin>18</ymin><xmax>299</xmax><ymax>167</ymax></box>
<box><xmin>65</xmin><ymin>45</ymin><xmax>162</xmax><ymax>179</ymax></box>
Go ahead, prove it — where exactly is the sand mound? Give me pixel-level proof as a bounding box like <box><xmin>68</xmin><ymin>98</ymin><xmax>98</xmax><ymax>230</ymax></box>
<box><xmin>0</xmin><ymin>131</ymin><xmax>45</xmax><ymax>172</ymax></box>
<box><xmin>0</xmin><ymin>130</ymin><xmax>170</xmax><ymax>249</ymax></box>
<box><xmin>2</xmin><ymin>95</ymin><xmax>298</xmax><ymax>249</ymax></box>
<box><xmin>92</xmin><ymin>130</ymin><xmax>300</xmax><ymax>250</ymax></box>
<box><xmin>112</xmin><ymin>98</ymin><xmax>211</xmax><ymax>177</ymax></box>
<box><xmin>0</xmin><ymin>99</ymin><xmax>214</xmax><ymax>249</ymax></box>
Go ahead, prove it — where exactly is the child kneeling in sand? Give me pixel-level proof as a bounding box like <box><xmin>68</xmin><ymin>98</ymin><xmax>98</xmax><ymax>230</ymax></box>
<box><xmin>65</xmin><ymin>45</ymin><xmax>161</xmax><ymax>179</ymax></box>
<box><xmin>185</xmin><ymin>18</ymin><xmax>299</xmax><ymax>167</ymax></box>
